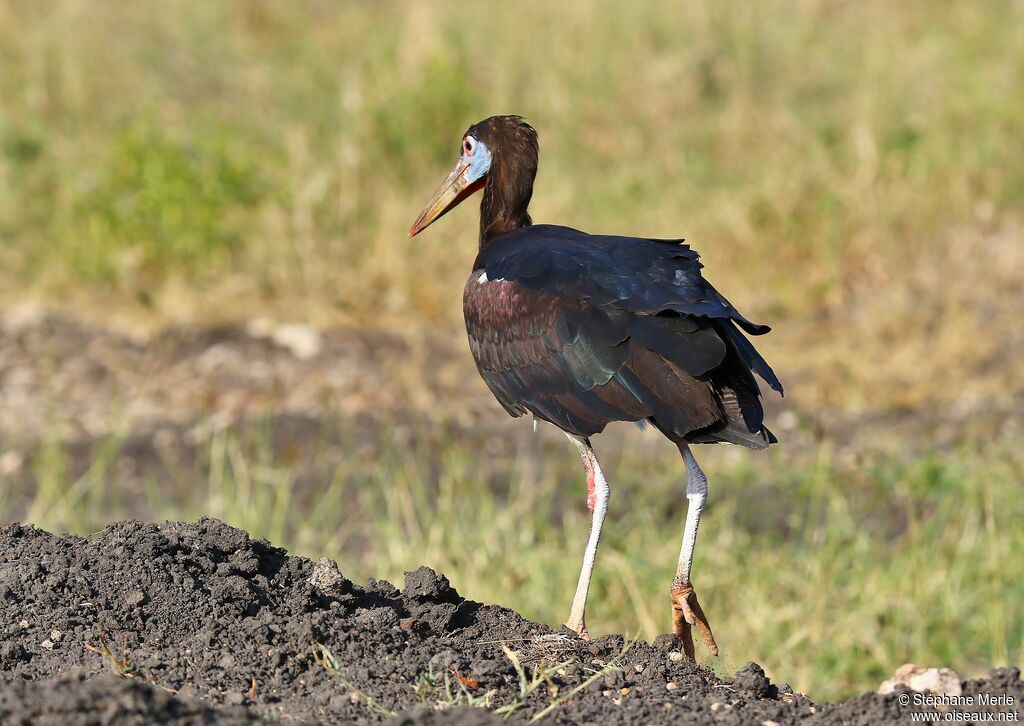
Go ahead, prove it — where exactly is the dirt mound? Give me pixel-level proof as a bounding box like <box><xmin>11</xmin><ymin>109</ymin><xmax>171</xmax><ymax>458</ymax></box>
<box><xmin>0</xmin><ymin>520</ymin><xmax>1019</xmax><ymax>724</ymax></box>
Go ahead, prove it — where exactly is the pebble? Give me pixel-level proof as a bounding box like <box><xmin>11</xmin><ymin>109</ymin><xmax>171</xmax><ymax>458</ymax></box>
<box><xmin>668</xmin><ymin>651</ymin><xmax>684</xmax><ymax>662</ymax></box>
<box><xmin>273</xmin><ymin>324</ymin><xmax>322</xmax><ymax>360</ymax></box>
<box><xmin>308</xmin><ymin>558</ymin><xmax>348</xmax><ymax>592</ymax></box>
<box><xmin>878</xmin><ymin>663</ymin><xmax>962</xmax><ymax>697</ymax></box>
<box><xmin>247</xmin><ymin>319</ymin><xmax>322</xmax><ymax>360</ymax></box>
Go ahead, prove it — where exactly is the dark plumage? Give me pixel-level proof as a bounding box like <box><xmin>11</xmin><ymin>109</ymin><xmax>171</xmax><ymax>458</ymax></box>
<box><xmin>464</xmin><ymin>224</ymin><xmax>782</xmax><ymax>449</ymax></box>
<box><xmin>410</xmin><ymin>115</ymin><xmax>782</xmax><ymax>656</ymax></box>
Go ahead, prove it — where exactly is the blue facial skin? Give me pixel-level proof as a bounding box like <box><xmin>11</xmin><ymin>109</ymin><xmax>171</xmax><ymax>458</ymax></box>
<box><xmin>463</xmin><ymin>137</ymin><xmax>492</xmax><ymax>184</ymax></box>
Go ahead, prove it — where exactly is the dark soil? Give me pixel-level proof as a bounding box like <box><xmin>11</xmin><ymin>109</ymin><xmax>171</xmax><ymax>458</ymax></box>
<box><xmin>0</xmin><ymin>520</ymin><xmax>1019</xmax><ymax>724</ymax></box>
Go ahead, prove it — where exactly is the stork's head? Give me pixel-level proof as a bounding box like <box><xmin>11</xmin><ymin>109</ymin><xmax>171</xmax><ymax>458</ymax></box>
<box><xmin>409</xmin><ymin>115</ymin><xmax>538</xmax><ymax>239</ymax></box>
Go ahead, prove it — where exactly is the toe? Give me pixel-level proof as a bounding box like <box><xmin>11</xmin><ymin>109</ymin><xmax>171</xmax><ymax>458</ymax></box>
<box><xmin>669</xmin><ymin>582</ymin><xmax>719</xmax><ymax>659</ymax></box>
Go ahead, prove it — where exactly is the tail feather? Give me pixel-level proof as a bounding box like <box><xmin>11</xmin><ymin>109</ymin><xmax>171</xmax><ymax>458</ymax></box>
<box><xmin>717</xmin><ymin>319</ymin><xmax>784</xmax><ymax>395</ymax></box>
<box><xmin>687</xmin><ymin>387</ymin><xmax>774</xmax><ymax>449</ymax></box>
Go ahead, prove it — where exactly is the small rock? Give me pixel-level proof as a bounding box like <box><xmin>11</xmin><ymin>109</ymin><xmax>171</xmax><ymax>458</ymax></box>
<box><xmin>668</xmin><ymin>651</ymin><xmax>684</xmax><ymax>662</ymax></box>
<box><xmin>40</xmin><ymin>639</ymin><xmax>54</xmax><ymax>650</ymax></box>
<box><xmin>19</xmin><ymin>620</ymin><xmax>28</xmax><ymax>629</ymax></box>
<box><xmin>275</xmin><ymin>324</ymin><xmax>321</xmax><ymax>360</ymax></box>
<box><xmin>49</xmin><ymin>630</ymin><xmax>62</xmax><ymax>642</ymax></box>
<box><xmin>403</xmin><ymin>567</ymin><xmax>456</xmax><ymax>602</ymax></box>
<box><xmin>734</xmin><ymin>661</ymin><xmax>777</xmax><ymax>700</ymax></box>
<box><xmin>666</xmin><ymin>682</ymin><xmax>678</xmax><ymax>691</ymax></box>
<box><xmin>878</xmin><ymin>663</ymin><xmax>962</xmax><ymax>697</ymax></box>
<box><xmin>308</xmin><ymin>558</ymin><xmax>350</xmax><ymax>593</ymax></box>
<box><xmin>763</xmin><ymin>721</ymin><xmax>781</xmax><ymax>726</ymax></box>
<box><xmin>125</xmin><ymin>590</ymin><xmax>147</xmax><ymax>606</ymax></box>
<box><xmin>246</xmin><ymin>320</ymin><xmax>321</xmax><ymax>360</ymax></box>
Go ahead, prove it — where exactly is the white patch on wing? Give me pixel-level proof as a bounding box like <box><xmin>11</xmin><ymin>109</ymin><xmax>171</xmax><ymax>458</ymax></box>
<box><xmin>673</xmin><ymin>269</ymin><xmax>688</xmax><ymax>284</ymax></box>
<box><xmin>477</xmin><ymin>271</ymin><xmax>506</xmax><ymax>285</ymax></box>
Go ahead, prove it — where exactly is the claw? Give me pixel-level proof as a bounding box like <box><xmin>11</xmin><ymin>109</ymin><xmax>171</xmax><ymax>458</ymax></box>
<box><xmin>670</xmin><ymin>579</ymin><xmax>718</xmax><ymax>660</ymax></box>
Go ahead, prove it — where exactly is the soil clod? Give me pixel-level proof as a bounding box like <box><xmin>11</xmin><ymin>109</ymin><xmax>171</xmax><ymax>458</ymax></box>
<box><xmin>1</xmin><ymin>519</ymin><xmax>1020</xmax><ymax>724</ymax></box>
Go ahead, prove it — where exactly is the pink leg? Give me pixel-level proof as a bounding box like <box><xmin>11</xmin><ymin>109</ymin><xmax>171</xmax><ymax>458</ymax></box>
<box><xmin>585</xmin><ymin>463</ymin><xmax>596</xmax><ymax>513</ymax></box>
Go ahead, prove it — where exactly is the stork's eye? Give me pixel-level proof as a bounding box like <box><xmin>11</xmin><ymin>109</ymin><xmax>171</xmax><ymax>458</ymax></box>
<box><xmin>463</xmin><ymin>137</ymin><xmax>474</xmax><ymax>156</ymax></box>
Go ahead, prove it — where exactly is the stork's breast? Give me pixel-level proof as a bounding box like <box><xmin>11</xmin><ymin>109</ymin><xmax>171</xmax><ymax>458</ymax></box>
<box><xmin>463</xmin><ymin>271</ymin><xmax>523</xmax><ymax>327</ymax></box>
<box><xmin>463</xmin><ymin>271</ymin><xmax>565</xmax><ymax>371</ymax></box>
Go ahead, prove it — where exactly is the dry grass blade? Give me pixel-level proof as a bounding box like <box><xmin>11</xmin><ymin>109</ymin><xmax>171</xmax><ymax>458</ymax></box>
<box><xmin>85</xmin><ymin>634</ymin><xmax>135</xmax><ymax>677</ymax></box>
<box><xmin>528</xmin><ymin>641</ymin><xmax>631</xmax><ymax>722</ymax></box>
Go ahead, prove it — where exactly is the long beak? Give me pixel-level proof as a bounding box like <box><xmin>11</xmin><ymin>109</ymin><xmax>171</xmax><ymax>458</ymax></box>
<box><xmin>409</xmin><ymin>160</ymin><xmax>485</xmax><ymax>237</ymax></box>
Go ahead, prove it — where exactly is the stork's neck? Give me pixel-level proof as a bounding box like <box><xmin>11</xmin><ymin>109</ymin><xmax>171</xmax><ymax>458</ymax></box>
<box><xmin>478</xmin><ymin>162</ymin><xmax>535</xmax><ymax>249</ymax></box>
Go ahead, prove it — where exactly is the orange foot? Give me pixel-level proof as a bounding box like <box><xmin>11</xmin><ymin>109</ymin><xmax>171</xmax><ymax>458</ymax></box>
<box><xmin>670</xmin><ymin>578</ymin><xmax>719</xmax><ymax>660</ymax></box>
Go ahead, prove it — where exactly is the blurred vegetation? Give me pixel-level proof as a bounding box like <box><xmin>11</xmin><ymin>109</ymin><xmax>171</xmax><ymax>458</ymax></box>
<box><xmin>1</xmin><ymin>4</ymin><xmax>1021</xmax><ymax>358</ymax></box>
<box><xmin>0</xmin><ymin>0</ymin><xmax>1021</xmax><ymax>703</ymax></box>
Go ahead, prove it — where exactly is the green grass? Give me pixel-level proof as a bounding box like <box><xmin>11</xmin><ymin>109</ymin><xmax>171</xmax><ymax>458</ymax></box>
<box><xmin>8</xmin><ymin>420</ymin><xmax>1022</xmax><ymax>702</ymax></box>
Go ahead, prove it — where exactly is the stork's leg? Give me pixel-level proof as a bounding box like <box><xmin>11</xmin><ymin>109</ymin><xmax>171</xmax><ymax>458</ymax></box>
<box><xmin>563</xmin><ymin>434</ymin><xmax>610</xmax><ymax>639</ymax></box>
<box><xmin>670</xmin><ymin>444</ymin><xmax>720</xmax><ymax>659</ymax></box>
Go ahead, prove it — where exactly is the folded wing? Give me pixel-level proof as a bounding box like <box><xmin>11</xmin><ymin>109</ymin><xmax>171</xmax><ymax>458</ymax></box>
<box><xmin>464</xmin><ymin>225</ymin><xmax>781</xmax><ymax>447</ymax></box>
